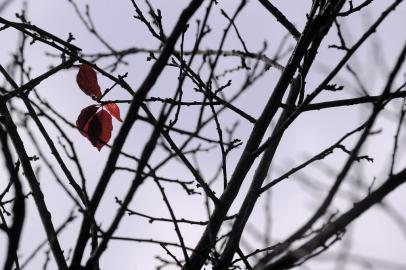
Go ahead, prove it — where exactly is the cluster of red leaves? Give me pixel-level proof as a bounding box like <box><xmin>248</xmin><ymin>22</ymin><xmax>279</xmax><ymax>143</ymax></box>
<box><xmin>76</xmin><ymin>64</ymin><xmax>122</xmax><ymax>151</ymax></box>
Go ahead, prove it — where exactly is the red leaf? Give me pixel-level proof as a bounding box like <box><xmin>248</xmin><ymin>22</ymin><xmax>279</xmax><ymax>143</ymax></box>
<box><xmin>86</xmin><ymin>110</ymin><xmax>113</xmax><ymax>151</ymax></box>
<box><xmin>76</xmin><ymin>64</ymin><xmax>102</xmax><ymax>99</ymax></box>
<box><xmin>76</xmin><ymin>105</ymin><xmax>99</xmax><ymax>137</ymax></box>
<box><xmin>104</xmin><ymin>103</ymin><xmax>122</xmax><ymax>122</ymax></box>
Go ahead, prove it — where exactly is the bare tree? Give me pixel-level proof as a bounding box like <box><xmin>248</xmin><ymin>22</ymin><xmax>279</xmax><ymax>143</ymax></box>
<box><xmin>1</xmin><ymin>0</ymin><xmax>406</xmax><ymax>270</ymax></box>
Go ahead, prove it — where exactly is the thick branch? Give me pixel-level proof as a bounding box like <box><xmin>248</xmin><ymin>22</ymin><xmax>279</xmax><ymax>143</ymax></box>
<box><xmin>261</xmin><ymin>168</ymin><xmax>406</xmax><ymax>269</ymax></box>
<box><xmin>71</xmin><ymin>0</ymin><xmax>205</xmax><ymax>266</ymax></box>
<box><xmin>257</xmin><ymin>0</ymin><xmax>301</xmax><ymax>39</ymax></box>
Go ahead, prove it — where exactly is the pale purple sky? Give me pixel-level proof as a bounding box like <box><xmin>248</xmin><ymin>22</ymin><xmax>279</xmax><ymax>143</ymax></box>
<box><xmin>1</xmin><ymin>1</ymin><xmax>406</xmax><ymax>270</ymax></box>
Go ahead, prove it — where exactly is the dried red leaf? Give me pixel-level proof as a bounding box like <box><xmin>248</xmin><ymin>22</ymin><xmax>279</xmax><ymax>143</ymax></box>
<box><xmin>104</xmin><ymin>103</ymin><xmax>122</xmax><ymax>122</ymax></box>
<box><xmin>86</xmin><ymin>110</ymin><xmax>113</xmax><ymax>151</ymax></box>
<box><xmin>76</xmin><ymin>105</ymin><xmax>99</xmax><ymax>137</ymax></box>
<box><xmin>76</xmin><ymin>64</ymin><xmax>102</xmax><ymax>99</ymax></box>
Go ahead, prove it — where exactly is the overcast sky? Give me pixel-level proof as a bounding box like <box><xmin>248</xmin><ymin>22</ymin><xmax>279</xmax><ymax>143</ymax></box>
<box><xmin>1</xmin><ymin>1</ymin><xmax>406</xmax><ymax>270</ymax></box>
